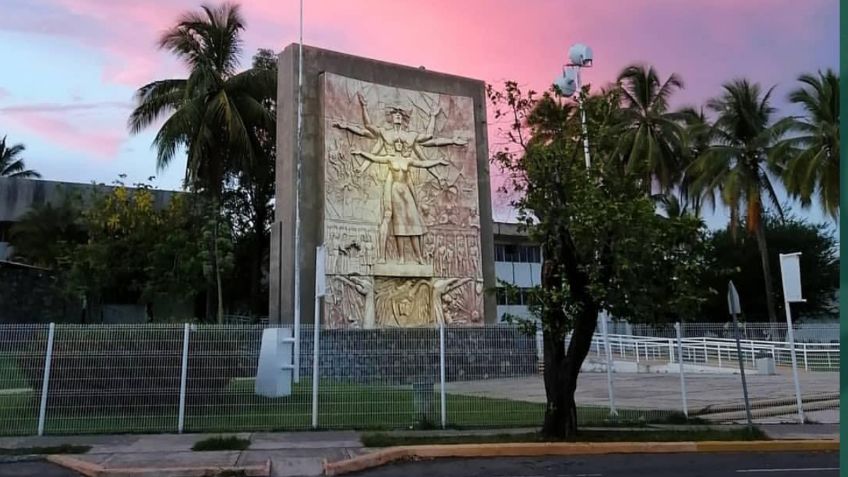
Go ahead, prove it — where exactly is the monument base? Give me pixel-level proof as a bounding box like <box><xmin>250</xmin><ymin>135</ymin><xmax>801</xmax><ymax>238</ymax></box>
<box><xmin>373</xmin><ymin>262</ymin><xmax>434</xmax><ymax>278</ymax></box>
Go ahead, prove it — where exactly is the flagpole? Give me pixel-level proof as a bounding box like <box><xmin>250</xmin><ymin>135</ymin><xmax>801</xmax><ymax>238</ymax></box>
<box><xmin>293</xmin><ymin>0</ymin><xmax>304</xmax><ymax>383</ymax></box>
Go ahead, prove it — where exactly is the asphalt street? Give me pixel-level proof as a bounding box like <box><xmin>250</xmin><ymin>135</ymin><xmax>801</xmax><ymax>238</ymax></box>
<box><xmin>0</xmin><ymin>461</ymin><xmax>82</xmax><ymax>477</ymax></box>
<box><xmin>351</xmin><ymin>452</ymin><xmax>839</xmax><ymax>477</ymax></box>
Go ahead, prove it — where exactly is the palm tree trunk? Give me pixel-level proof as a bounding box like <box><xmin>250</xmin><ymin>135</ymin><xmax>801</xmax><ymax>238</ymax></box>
<box><xmin>753</xmin><ymin>220</ymin><xmax>778</xmax><ymax>324</ymax></box>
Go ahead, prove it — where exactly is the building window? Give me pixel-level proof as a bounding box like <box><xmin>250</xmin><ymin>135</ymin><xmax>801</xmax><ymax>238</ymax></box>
<box><xmin>496</xmin><ymin>287</ymin><xmax>537</xmax><ymax>306</ymax></box>
<box><xmin>494</xmin><ymin>243</ymin><xmax>542</xmax><ymax>263</ymax></box>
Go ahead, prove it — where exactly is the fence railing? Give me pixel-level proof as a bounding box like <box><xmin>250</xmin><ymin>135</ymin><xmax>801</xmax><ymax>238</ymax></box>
<box><xmin>0</xmin><ymin>322</ymin><xmax>839</xmax><ymax>436</ymax></box>
<box><xmin>590</xmin><ymin>333</ymin><xmax>840</xmax><ymax>372</ymax></box>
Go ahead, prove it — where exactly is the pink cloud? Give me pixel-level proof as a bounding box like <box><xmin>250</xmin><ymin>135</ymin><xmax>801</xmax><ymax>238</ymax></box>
<box><xmin>0</xmin><ymin>109</ymin><xmax>125</xmax><ymax>158</ymax></box>
<box><xmin>0</xmin><ymin>87</ymin><xmax>9</xmax><ymax>101</ymax></box>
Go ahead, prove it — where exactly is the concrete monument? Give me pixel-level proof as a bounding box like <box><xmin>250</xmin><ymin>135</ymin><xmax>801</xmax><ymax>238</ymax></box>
<box><xmin>270</xmin><ymin>45</ymin><xmax>495</xmax><ymax>328</ymax></box>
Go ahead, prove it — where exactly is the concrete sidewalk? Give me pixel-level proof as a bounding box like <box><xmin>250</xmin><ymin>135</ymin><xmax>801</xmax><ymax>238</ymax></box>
<box><xmin>0</xmin><ymin>431</ymin><xmax>364</xmax><ymax>477</ymax></box>
<box><xmin>0</xmin><ymin>425</ymin><xmax>837</xmax><ymax>477</ymax></box>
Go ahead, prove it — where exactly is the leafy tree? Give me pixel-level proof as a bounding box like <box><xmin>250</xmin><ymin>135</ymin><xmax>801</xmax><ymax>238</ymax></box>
<box><xmin>779</xmin><ymin>70</ymin><xmax>840</xmax><ymax>218</ymax></box>
<box><xmin>688</xmin><ymin>79</ymin><xmax>792</xmax><ymax>325</ymax></box>
<box><xmin>701</xmin><ymin>215</ymin><xmax>838</xmax><ymax>321</ymax></box>
<box><xmin>10</xmin><ymin>197</ymin><xmax>85</xmax><ymax>268</ymax></box>
<box><xmin>490</xmin><ymin>82</ymin><xmax>712</xmax><ymax>439</ymax></box>
<box><xmin>614</xmin><ymin>65</ymin><xmax>685</xmax><ymax>192</ymax></box>
<box><xmin>0</xmin><ymin>136</ymin><xmax>41</xmax><ymax>178</ymax></box>
<box><xmin>127</xmin><ymin>2</ymin><xmax>275</xmax><ymax>321</ymax></box>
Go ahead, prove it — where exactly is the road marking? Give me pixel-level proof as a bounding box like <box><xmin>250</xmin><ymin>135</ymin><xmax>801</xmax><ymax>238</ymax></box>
<box><xmin>498</xmin><ymin>474</ymin><xmax>601</xmax><ymax>477</ymax></box>
<box><xmin>736</xmin><ymin>468</ymin><xmax>838</xmax><ymax>473</ymax></box>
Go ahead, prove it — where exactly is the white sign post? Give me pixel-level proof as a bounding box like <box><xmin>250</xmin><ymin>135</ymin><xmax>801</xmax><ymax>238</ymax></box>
<box><xmin>779</xmin><ymin>252</ymin><xmax>805</xmax><ymax>424</ymax></box>
<box><xmin>727</xmin><ymin>281</ymin><xmax>753</xmax><ymax>429</ymax></box>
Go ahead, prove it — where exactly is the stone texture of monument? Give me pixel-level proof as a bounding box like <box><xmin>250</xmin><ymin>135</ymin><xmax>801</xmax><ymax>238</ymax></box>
<box><xmin>270</xmin><ymin>45</ymin><xmax>495</xmax><ymax>328</ymax></box>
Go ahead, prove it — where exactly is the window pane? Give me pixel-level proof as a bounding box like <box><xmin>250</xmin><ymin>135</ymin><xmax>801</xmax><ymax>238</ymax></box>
<box><xmin>505</xmin><ymin>245</ymin><xmax>517</xmax><ymax>262</ymax></box>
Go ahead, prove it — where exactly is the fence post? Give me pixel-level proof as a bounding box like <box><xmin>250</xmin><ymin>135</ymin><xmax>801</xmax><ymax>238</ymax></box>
<box><xmin>439</xmin><ymin>322</ymin><xmax>446</xmax><ymax>429</ymax></box>
<box><xmin>803</xmin><ymin>344</ymin><xmax>809</xmax><ymax>371</ymax></box>
<box><xmin>177</xmin><ymin>323</ymin><xmax>190</xmax><ymax>434</ymax></box>
<box><xmin>668</xmin><ymin>340</ymin><xmax>675</xmax><ymax>364</ymax></box>
<box><xmin>311</xmin><ymin>318</ymin><xmax>321</xmax><ymax>429</ymax></box>
<box><xmin>535</xmin><ymin>328</ymin><xmax>544</xmax><ymax>373</ymax></box>
<box><xmin>703</xmin><ymin>339</ymin><xmax>708</xmax><ymax>364</ymax></box>
<box><xmin>717</xmin><ymin>343</ymin><xmax>722</xmax><ymax>368</ymax></box>
<box><xmin>675</xmin><ymin>322</ymin><xmax>688</xmax><ymax>417</ymax></box>
<box><xmin>599</xmin><ymin>312</ymin><xmax>617</xmax><ymax>417</ymax></box>
<box><xmin>37</xmin><ymin>323</ymin><xmax>56</xmax><ymax>436</ymax></box>
<box><xmin>749</xmin><ymin>340</ymin><xmax>755</xmax><ymax>366</ymax></box>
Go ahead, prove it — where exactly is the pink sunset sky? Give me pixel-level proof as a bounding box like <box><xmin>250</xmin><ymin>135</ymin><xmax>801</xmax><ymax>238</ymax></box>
<box><xmin>0</xmin><ymin>0</ymin><xmax>839</xmax><ymax>226</ymax></box>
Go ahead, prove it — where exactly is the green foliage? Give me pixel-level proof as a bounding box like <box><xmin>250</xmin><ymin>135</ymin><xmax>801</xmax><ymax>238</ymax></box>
<box><xmin>615</xmin><ymin>64</ymin><xmax>685</xmax><ymax>191</ymax></box>
<box><xmin>10</xmin><ymin>194</ymin><xmax>86</xmax><ymax>269</ymax></box>
<box><xmin>127</xmin><ymin>3</ymin><xmax>275</xmax><ymax>198</ymax></box>
<box><xmin>490</xmin><ymin>82</ymin><xmax>712</xmax><ymax>341</ymax></box>
<box><xmin>701</xmin><ymin>215</ymin><xmax>838</xmax><ymax>321</ymax></box>
<box><xmin>10</xmin><ymin>177</ymin><xmax>234</xmax><ymax>320</ymax></box>
<box><xmin>778</xmin><ymin>69</ymin><xmax>840</xmax><ymax>218</ymax></box>
<box><xmin>0</xmin><ymin>135</ymin><xmax>40</xmax><ymax>178</ymax></box>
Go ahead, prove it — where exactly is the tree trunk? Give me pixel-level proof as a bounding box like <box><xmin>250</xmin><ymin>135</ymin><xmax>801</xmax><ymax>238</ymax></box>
<box><xmin>539</xmin><ymin>249</ymin><xmax>599</xmax><ymax>439</ymax></box>
<box><xmin>250</xmin><ymin>202</ymin><xmax>268</xmax><ymax>316</ymax></box>
<box><xmin>541</xmin><ymin>306</ymin><xmax>599</xmax><ymax>439</ymax></box>
<box><xmin>753</xmin><ymin>219</ymin><xmax>778</xmax><ymax>324</ymax></box>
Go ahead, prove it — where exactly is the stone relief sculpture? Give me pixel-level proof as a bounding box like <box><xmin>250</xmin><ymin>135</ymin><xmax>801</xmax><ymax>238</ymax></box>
<box><xmin>431</xmin><ymin>277</ymin><xmax>472</xmax><ymax>325</ymax></box>
<box><xmin>321</xmin><ymin>73</ymin><xmax>484</xmax><ymax>328</ymax></box>
<box><xmin>351</xmin><ymin>145</ymin><xmax>448</xmax><ymax>264</ymax></box>
<box><xmin>336</xmin><ymin>275</ymin><xmax>376</xmax><ymax>329</ymax></box>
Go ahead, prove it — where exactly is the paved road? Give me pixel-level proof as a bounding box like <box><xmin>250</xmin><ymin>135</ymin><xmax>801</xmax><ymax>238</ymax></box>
<box><xmin>0</xmin><ymin>461</ymin><xmax>82</xmax><ymax>476</ymax></box>
<box><xmin>352</xmin><ymin>452</ymin><xmax>839</xmax><ymax>477</ymax></box>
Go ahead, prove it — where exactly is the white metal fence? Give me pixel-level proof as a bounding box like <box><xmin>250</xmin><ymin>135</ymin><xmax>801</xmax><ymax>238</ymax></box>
<box><xmin>0</xmin><ymin>322</ymin><xmax>838</xmax><ymax>436</ymax></box>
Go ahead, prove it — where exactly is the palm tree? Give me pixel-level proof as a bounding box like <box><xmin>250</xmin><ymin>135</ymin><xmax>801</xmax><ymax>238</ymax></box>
<box><xmin>615</xmin><ymin>64</ymin><xmax>685</xmax><ymax>193</ymax></box>
<box><xmin>689</xmin><ymin>79</ymin><xmax>792</xmax><ymax>324</ymax></box>
<box><xmin>675</xmin><ymin>107</ymin><xmax>713</xmax><ymax>216</ymax></box>
<box><xmin>779</xmin><ymin>70</ymin><xmax>839</xmax><ymax>218</ymax></box>
<box><xmin>0</xmin><ymin>136</ymin><xmax>41</xmax><ymax>178</ymax></box>
<box><xmin>128</xmin><ymin>2</ymin><xmax>275</xmax><ymax>322</ymax></box>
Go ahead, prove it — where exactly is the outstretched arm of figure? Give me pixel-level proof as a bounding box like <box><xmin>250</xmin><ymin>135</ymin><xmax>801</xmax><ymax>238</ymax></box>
<box><xmin>332</xmin><ymin>121</ymin><xmax>375</xmax><ymax>138</ymax></box>
<box><xmin>420</xmin><ymin>136</ymin><xmax>468</xmax><ymax>147</ymax></box>
<box><xmin>411</xmin><ymin>157</ymin><xmax>450</xmax><ymax>169</ymax></box>
<box><xmin>357</xmin><ymin>92</ymin><xmax>380</xmax><ymax>136</ymax></box>
<box><xmin>348</xmin><ymin>275</ymin><xmax>373</xmax><ymax>292</ymax></box>
<box><xmin>351</xmin><ymin>150</ymin><xmax>390</xmax><ymax>165</ymax></box>
<box><xmin>416</xmin><ymin>106</ymin><xmax>441</xmax><ymax>142</ymax></box>
<box><xmin>444</xmin><ymin>277</ymin><xmax>472</xmax><ymax>293</ymax></box>
<box><xmin>336</xmin><ymin>276</ymin><xmax>366</xmax><ymax>295</ymax></box>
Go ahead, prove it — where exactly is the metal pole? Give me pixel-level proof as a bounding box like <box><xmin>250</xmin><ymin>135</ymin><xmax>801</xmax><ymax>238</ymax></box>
<box><xmin>599</xmin><ymin>312</ymin><xmax>616</xmax><ymax>416</ymax></box>
<box><xmin>575</xmin><ymin>72</ymin><xmax>591</xmax><ymax>170</ymax></box>
<box><xmin>37</xmin><ymin>323</ymin><xmax>56</xmax><ymax>436</ymax></box>
<box><xmin>731</xmin><ymin>313</ymin><xmax>753</xmax><ymax>429</ymax></box>
<box><xmin>675</xmin><ymin>322</ymin><xmax>688</xmax><ymax>417</ymax></box>
<box><xmin>784</xmin><ymin>301</ymin><xmax>805</xmax><ymax>424</ymax></box>
<box><xmin>439</xmin><ymin>322</ymin><xmax>447</xmax><ymax>429</ymax></box>
<box><xmin>293</xmin><ymin>0</ymin><xmax>304</xmax><ymax>384</ymax></box>
<box><xmin>177</xmin><ymin>323</ymin><xmax>190</xmax><ymax>433</ymax></box>
<box><xmin>311</xmin><ymin>295</ymin><xmax>321</xmax><ymax>429</ymax></box>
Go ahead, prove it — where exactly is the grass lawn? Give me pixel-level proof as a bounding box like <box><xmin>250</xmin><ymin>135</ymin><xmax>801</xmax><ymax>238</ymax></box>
<box><xmin>0</xmin><ymin>371</ymin><xmax>678</xmax><ymax>436</ymax></box>
<box><xmin>360</xmin><ymin>427</ymin><xmax>768</xmax><ymax>447</ymax></box>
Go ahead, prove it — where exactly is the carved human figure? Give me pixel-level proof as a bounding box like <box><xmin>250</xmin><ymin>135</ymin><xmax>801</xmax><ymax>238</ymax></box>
<box><xmin>333</xmin><ymin>92</ymin><xmax>466</xmax><ymax>160</ymax></box>
<box><xmin>336</xmin><ymin>275</ymin><xmax>376</xmax><ymax>329</ymax></box>
<box><xmin>432</xmin><ymin>277</ymin><xmax>472</xmax><ymax>325</ymax></box>
<box><xmin>351</xmin><ymin>142</ymin><xmax>448</xmax><ymax>264</ymax></box>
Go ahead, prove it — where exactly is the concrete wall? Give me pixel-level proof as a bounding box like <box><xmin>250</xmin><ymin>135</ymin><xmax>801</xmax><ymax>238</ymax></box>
<box><xmin>270</xmin><ymin>44</ymin><xmax>496</xmax><ymax>326</ymax></box>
